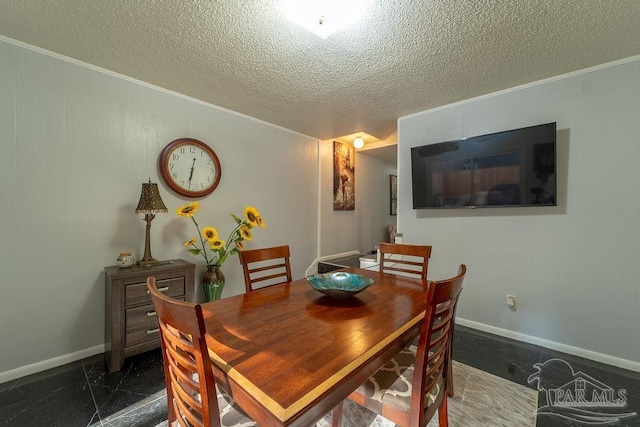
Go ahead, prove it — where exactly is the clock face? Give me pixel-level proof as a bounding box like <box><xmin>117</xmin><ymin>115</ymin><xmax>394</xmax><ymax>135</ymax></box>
<box><xmin>159</xmin><ymin>139</ymin><xmax>221</xmax><ymax>197</ymax></box>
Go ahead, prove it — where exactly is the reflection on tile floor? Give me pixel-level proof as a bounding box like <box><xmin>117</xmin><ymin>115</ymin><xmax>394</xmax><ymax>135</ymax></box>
<box><xmin>1</xmin><ymin>325</ymin><xmax>638</xmax><ymax>426</ymax></box>
<box><xmin>90</xmin><ymin>390</ymin><xmax>166</xmax><ymax>427</ymax></box>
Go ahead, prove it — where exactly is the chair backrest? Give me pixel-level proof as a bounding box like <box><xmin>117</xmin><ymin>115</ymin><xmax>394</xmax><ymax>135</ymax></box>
<box><xmin>411</xmin><ymin>264</ymin><xmax>466</xmax><ymax>426</ymax></box>
<box><xmin>378</xmin><ymin>242</ymin><xmax>432</xmax><ymax>280</ymax></box>
<box><xmin>238</xmin><ymin>245</ymin><xmax>292</xmax><ymax>293</ymax></box>
<box><xmin>147</xmin><ymin>277</ymin><xmax>222</xmax><ymax>427</ymax></box>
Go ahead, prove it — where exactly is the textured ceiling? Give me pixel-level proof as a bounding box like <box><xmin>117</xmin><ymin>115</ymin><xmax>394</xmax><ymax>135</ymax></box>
<box><xmin>1</xmin><ymin>0</ymin><xmax>640</xmax><ymax>142</ymax></box>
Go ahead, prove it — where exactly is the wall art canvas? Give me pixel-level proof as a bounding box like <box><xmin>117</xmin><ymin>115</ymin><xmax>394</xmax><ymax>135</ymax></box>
<box><xmin>390</xmin><ymin>174</ymin><xmax>397</xmax><ymax>215</ymax></box>
<box><xmin>333</xmin><ymin>141</ymin><xmax>355</xmax><ymax>210</ymax></box>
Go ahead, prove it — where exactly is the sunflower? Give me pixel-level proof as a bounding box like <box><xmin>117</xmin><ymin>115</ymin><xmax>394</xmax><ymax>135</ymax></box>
<box><xmin>244</xmin><ymin>206</ymin><xmax>261</xmax><ymax>227</ymax></box>
<box><xmin>240</xmin><ymin>225</ymin><xmax>253</xmax><ymax>241</ymax></box>
<box><xmin>210</xmin><ymin>239</ymin><xmax>225</xmax><ymax>249</ymax></box>
<box><xmin>177</xmin><ymin>204</ymin><xmax>265</xmax><ymax>274</ymax></box>
<box><xmin>202</xmin><ymin>226</ymin><xmax>219</xmax><ymax>242</ymax></box>
<box><xmin>176</xmin><ymin>202</ymin><xmax>199</xmax><ymax>218</ymax></box>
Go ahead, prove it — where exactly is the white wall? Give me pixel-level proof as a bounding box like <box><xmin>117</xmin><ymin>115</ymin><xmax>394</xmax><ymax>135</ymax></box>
<box><xmin>398</xmin><ymin>57</ymin><xmax>640</xmax><ymax>370</ymax></box>
<box><xmin>320</xmin><ymin>139</ymin><xmax>397</xmax><ymax>257</ymax></box>
<box><xmin>0</xmin><ymin>38</ymin><xmax>319</xmax><ymax>382</ymax></box>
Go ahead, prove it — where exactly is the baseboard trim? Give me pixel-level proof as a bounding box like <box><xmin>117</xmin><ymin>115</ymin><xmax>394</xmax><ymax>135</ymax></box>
<box><xmin>0</xmin><ymin>344</ymin><xmax>105</xmax><ymax>384</ymax></box>
<box><xmin>456</xmin><ymin>318</ymin><xmax>640</xmax><ymax>373</ymax></box>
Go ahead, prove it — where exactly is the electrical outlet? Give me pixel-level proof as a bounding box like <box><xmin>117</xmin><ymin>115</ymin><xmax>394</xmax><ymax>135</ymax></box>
<box><xmin>506</xmin><ymin>295</ymin><xmax>516</xmax><ymax>309</ymax></box>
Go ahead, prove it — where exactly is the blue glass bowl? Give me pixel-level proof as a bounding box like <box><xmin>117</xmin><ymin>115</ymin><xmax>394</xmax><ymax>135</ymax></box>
<box><xmin>305</xmin><ymin>272</ymin><xmax>374</xmax><ymax>299</ymax></box>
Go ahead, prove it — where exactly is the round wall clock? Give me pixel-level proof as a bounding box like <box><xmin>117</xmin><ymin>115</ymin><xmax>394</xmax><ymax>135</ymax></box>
<box><xmin>159</xmin><ymin>138</ymin><xmax>222</xmax><ymax>198</ymax></box>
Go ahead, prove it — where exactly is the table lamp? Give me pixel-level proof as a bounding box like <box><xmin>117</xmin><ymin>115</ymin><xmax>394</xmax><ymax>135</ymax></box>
<box><xmin>135</xmin><ymin>179</ymin><xmax>168</xmax><ymax>267</ymax></box>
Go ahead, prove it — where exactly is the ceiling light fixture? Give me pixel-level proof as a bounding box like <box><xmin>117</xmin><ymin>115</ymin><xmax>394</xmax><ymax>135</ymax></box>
<box><xmin>280</xmin><ymin>0</ymin><xmax>370</xmax><ymax>39</ymax></box>
<box><xmin>353</xmin><ymin>136</ymin><xmax>365</xmax><ymax>149</ymax></box>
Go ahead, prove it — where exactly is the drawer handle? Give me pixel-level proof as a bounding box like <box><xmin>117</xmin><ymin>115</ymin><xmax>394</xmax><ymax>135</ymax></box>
<box><xmin>146</xmin><ymin>311</ymin><xmax>157</xmax><ymax>317</ymax></box>
<box><xmin>147</xmin><ymin>286</ymin><xmax>170</xmax><ymax>294</ymax></box>
<box><xmin>146</xmin><ymin>328</ymin><xmax>159</xmax><ymax>335</ymax></box>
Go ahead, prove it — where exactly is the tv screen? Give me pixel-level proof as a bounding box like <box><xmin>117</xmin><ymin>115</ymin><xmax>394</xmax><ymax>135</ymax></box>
<box><xmin>411</xmin><ymin>122</ymin><xmax>556</xmax><ymax>209</ymax></box>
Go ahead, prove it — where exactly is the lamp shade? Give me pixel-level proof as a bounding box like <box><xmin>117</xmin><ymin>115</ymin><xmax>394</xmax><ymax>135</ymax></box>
<box><xmin>135</xmin><ymin>181</ymin><xmax>168</xmax><ymax>214</ymax></box>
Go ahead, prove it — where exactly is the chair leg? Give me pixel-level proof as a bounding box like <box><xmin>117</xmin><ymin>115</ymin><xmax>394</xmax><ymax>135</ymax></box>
<box><xmin>331</xmin><ymin>401</ymin><xmax>344</xmax><ymax>427</ymax></box>
<box><xmin>438</xmin><ymin>396</ymin><xmax>449</xmax><ymax>427</ymax></box>
<box><xmin>166</xmin><ymin>391</ymin><xmax>176</xmax><ymax>424</ymax></box>
<box><xmin>446</xmin><ymin>334</ymin><xmax>454</xmax><ymax>397</ymax></box>
<box><xmin>446</xmin><ymin>350</ymin><xmax>454</xmax><ymax>397</ymax></box>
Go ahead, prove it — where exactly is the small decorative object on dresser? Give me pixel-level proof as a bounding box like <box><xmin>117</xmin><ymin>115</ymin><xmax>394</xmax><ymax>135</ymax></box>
<box><xmin>176</xmin><ymin>202</ymin><xmax>265</xmax><ymax>301</ymax></box>
<box><xmin>116</xmin><ymin>251</ymin><xmax>135</xmax><ymax>268</ymax></box>
<box><xmin>104</xmin><ymin>259</ymin><xmax>195</xmax><ymax>372</ymax></box>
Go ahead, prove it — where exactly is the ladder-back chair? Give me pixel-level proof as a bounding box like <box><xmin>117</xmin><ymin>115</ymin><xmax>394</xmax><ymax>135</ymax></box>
<box><xmin>332</xmin><ymin>264</ymin><xmax>466</xmax><ymax>427</ymax></box>
<box><xmin>379</xmin><ymin>242</ymin><xmax>432</xmax><ymax>280</ymax></box>
<box><xmin>238</xmin><ymin>245</ymin><xmax>292</xmax><ymax>293</ymax></box>
<box><xmin>147</xmin><ymin>277</ymin><xmax>256</xmax><ymax>427</ymax></box>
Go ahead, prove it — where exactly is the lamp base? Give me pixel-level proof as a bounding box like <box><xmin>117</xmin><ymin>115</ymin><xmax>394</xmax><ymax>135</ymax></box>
<box><xmin>139</xmin><ymin>215</ymin><xmax>159</xmax><ymax>268</ymax></box>
<box><xmin>139</xmin><ymin>258</ymin><xmax>160</xmax><ymax>267</ymax></box>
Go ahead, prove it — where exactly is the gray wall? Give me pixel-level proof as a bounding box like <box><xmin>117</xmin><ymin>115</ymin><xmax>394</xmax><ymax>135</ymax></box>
<box><xmin>398</xmin><ymin>57</ymin><xmax>640</xmax><ymax>370</ymax></box>
<box><xmin>0</xmin><ymin>39</ymin><xmax>319</xmax><ymax>381</ymax></box>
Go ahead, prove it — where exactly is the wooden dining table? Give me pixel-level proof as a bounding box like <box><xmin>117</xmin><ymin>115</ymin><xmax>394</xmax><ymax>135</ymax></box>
<box><xmin>201</xmin><ymin>267</ymin><xmax>429</xmax><ymax>427</ymax></box>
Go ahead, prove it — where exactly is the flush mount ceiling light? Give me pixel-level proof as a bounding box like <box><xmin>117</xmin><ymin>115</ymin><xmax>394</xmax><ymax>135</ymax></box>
<box><xmin>280</xmin><ymin>0</ymin><xmax>370</xmax><ymax>39</ymax></box>
<box><xmin>353</xmin><ymin>136</ymin><xmax>365</xmax><ymax>149</ymax></box>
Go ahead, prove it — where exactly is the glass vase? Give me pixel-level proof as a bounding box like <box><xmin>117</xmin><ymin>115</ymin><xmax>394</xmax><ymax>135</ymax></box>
<box><xmin>202</xmin><ymin>264</ymin><xmax>225</xmax><ymax>301</ymax></box>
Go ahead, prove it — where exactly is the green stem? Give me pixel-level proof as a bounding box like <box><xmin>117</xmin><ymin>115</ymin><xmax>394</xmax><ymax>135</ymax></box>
<box><xmin>191</xmin><ymin>216</ymin><xmax>211</xmax><ymax>265</ymax></box>
<box><xmin>219</xmin><ymin>226</ymin><xmax>236</xmax><ymax>264</ymax></box>
<box><xmin>218</xmin><ymin>221</ymin><xmax>245</xmax><ymax>266</ymax></box>
<box><xmin>225</xmin><ymin>223</ymin><xmax>242</xmax><ymax>247</ymax></box>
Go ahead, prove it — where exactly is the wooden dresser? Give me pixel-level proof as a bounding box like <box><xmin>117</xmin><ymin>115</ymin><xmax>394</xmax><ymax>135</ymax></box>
<box><xmin>104</xmin><ymin>259</ymin><xmax>196</xmax><ymax>372</ymax></box>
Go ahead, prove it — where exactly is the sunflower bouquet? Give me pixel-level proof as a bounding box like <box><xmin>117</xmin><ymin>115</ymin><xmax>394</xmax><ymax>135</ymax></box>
<box><xmin>176</xmin><ymin>202</ymin><xmax>265</xmax><ymax>267</ymax></box>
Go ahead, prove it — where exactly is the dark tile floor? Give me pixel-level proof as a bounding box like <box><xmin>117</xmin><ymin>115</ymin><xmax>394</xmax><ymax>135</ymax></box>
<box><xmin>0</xmin><ymin>350</ymin><xmax>166</xmax><ymax>427</ymax></box>
<box><xmin>452</xmin><ymin>326</ymin><xmax>640</xmax><ymax>427</ymax></box>
<box><xmin>1</xmin><ymin>325</ymin><xmax>638</xmax><ymax>426</ymax></box>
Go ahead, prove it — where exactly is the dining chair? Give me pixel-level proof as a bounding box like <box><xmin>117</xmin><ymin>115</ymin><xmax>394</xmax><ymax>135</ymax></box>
<box><xmin>238</xmin><ymin>245</ymin><xmax>292</xmax><ymax>293</ymax></box>
<box><xmin>332</xmin><ymin>264</ymin><xmax>466</xmax><ymax>427</ymax></box>
<box><xmin>379</xmin><ymin>243</ymin><xmax>460</xmax><ymax>397</ymax></box>
<box><xmin>383</xmin><ymin>239</ymin><xmax>456</xmax><ymax>400</ymax></box>
<box><xmin>378</xmin><ymin>242</ymin><xmax>432</xmax><ymax>280</ymax></box>
<box><xmin>147</xmin><ymin>277</ymin><xmax>256</xmax><ymax>427</ymax></box>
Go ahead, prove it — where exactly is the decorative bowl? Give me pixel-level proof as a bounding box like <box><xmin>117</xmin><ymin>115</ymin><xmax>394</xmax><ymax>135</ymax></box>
<box><xmin>305</xmin><ymin>272</ymin><xmax>374</xmax><ymax>299</ymax></box>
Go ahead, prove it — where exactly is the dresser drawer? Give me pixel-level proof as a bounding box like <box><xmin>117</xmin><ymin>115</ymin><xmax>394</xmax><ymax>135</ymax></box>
<box><xmin>125</xmin><ymin>304</ymin><xmax>161</xmax><ymax>348</ymax></box>
<box><xmin>126</xmin><ymin>304</ymin><xmax>159</xmax><ymax>330</ymax></box>
<box><xmin>125</xmin><ymin>277</ymin><xmax>185</xmax><ymax>307</ymax></box>
<box><xmin>125</xmin><ymin>324</ymin><xmax>160</xmax><ymax>348</ymax></box>
<box><xmin>124</xmin><ymin>296</ymin><xmax>186</xmax><ymax>347</ymax></box>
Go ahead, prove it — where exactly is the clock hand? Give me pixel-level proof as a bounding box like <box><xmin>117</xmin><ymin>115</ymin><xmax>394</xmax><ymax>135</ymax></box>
<box><xmin>188</xmin><ymin>158</ymin><xmax>196</xmax><ymax>189</ymax></box>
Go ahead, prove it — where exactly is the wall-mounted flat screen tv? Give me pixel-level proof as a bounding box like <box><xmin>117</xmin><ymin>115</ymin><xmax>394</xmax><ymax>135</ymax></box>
<box><xmin>411</xmin><ymin>122</ymin><xmax>556</xmax><ymax>209</ymax></box>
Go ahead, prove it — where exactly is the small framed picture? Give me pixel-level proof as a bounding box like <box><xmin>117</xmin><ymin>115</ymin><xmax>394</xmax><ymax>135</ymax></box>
<box><xmin>390</xmin><ymin>175</ymin><xmax>397</xmax><ymax>215</ymax></box>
